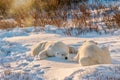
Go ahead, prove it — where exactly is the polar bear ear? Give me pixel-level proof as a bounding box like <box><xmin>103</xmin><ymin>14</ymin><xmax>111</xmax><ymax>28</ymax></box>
<box><xmin>82</xmin><ymin>40</ymin><xmax>87</xmax><ymax>45</ymax></box>
<box><xmin>92</xmin><ymin>41</ymin><xmax>98</xmax><ymax>45</ymax></box>
<box><xmin>83</xmin><ymin>40</ymin><xmax>86</xmax><ymax>43</ymax></box>
<box><xmin>95</xmin><ymin>42</ymin><xmax>98</xmax><ymax>45</ymax></box>
<box><xmin>93</xmin><ymin>41</ymin><xmax>98</xmax><ymax>45</ymax></box>
<box><xmin>56</xmin><ymin>52</ymin><xmax>59</xmax><ymax>55</ymax></box>
<box><xmin>55</xmin><ymin>52</ymin><xmax>60</xmax><ymax>56</ymax></box>
<box><xmin>82</xmin><ymin>40</ymin><xmax>87</xmax><ymax>44</ymax></box>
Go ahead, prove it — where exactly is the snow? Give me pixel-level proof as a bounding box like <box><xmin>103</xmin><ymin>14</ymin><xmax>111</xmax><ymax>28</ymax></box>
<box><xmin>66</xmin><ymin>64</ymin><xmax>120</xmax><ymax>80</ymax></box>
<box><xmin>0</xmin><ymin>26</ymin><xmax>120</xmax><ymax>80</ymax></box>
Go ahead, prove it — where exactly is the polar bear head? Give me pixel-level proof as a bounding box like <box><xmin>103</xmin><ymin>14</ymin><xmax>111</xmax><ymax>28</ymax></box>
<box><xmin>47</xmin><ymin>41</ymin><xmax>69</xmax><ymax>60</ymax></box>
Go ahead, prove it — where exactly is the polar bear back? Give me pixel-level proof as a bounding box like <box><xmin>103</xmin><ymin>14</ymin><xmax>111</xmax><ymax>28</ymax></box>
<box><xmin>78</xmin><ymin>41</ymin><xmax>111</xmax><ymax>66</ymax></box>
<box><xmin>79</xmin><ymin>43</ymin><xmax>104</xmax><ymax>62</ymax></box>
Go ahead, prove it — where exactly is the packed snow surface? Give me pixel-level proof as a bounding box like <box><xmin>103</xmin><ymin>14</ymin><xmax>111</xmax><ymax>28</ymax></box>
<box><xmin>0</xmin><ymin>27</ymin><xmax>120</xmax><ymax>80</ymax></box>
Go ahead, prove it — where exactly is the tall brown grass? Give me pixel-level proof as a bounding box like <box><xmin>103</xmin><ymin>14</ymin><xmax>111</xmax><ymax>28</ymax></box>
<box><xmin>0</xmin><ymin>0</ymin><xmax>119</xmax><ymax>35</ymax></box>
<box><xmin>0</xmin><ymin>0</ymin><xmax>14</xmax><ymax>17</ymax></box>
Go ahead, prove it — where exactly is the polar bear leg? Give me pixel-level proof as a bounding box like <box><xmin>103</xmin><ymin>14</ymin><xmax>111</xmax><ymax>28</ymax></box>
<box><xmin>80</xmin><ymin>57</ymin><xmax>91</xmax><ymax>66</ymax></box>
<box><xmin>80</xmin><ymin>57</ymin><xmax>98</xmax><ymax>66</ymax></box>
<box><xmin>39</xmin><ymin>50</ymin><xmax>48</xmax><ymax>60</ymax></box>
<box><xmin>72</xmin><ymin>53</ymin><xmax>79</xmax><ymax>62</ymax></box>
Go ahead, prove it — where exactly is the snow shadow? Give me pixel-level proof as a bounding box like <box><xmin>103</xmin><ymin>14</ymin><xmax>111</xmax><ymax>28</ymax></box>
<box><xmin>68</xmin><ymin>42</ymin><xmax>82</xmax><ymax>48</ymax></box>
<box><xmin>112</xmin><ymin>59</ymin><xmax>120</xmax><ymax>64</ymax></box>
<box><xmin>65</xmin><ymin>69</ymin><xmax>84</xmax><ymax>80</ymax></box>
<box><xmin>65</xmin><ymin>64</ymin><xmax>120</xmax><ymax>80</ymax></box>
<box><xmin>100</xmin><ymin>41</ymin><xmax>117</xmax><ymax>44</ymax></box>
<box><xmin>0</xmin><ymin>40</ymin><xmax>30</xmax><ymax>64</ymax></box>
<box><xmin>0</xmin><ymin>28</ymin><xmax>31</xmax><ymax>38</ymax></box>
<box><xmin>46</xmin><ymin>57</ymin><xmax>77</xmax><ymax>64</ymax></box>
<box><xmin>0</xmin><ymin>41</ymin><xmax>29</xmax><ymax>56</ymax></box>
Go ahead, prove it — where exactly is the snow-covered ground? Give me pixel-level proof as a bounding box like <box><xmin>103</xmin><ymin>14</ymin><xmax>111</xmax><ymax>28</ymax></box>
<box><xmin>0</xmin><ymin>27</ymin><xmax>120</xmax><ymax>80</ymax></box>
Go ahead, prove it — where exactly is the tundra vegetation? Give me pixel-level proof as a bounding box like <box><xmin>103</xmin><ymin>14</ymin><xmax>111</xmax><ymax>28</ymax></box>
<box><xmin>0</xmin><ymin>0</ymin><xmax>120</xmax><ymax>35</ymax></box>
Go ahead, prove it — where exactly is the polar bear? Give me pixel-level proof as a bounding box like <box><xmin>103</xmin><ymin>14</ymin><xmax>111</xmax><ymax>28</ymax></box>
<box><xmin>74</xmin><ymin>40</ymin><xmax>111</xmax><ymax>66</ymax></box>
<box><xmin>68</xmin><ymin>46</ymin><xmax>78</xmax><ymax>54</ymax></box>
<box><xmin>31</xmin><ymin>41</ymin><xmax>70</xmax><ymax>60</ymax></box>
<box><xmin>101</xmin><ymin>46</ymin><xmax>111</xmax><ymax>64</ymax></box>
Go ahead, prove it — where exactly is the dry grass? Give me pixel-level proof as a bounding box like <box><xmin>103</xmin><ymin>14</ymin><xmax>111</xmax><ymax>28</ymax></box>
<box><xmin>0</xmin><ymin>19</ymin><xmax>18</xmax><ymax>29</ymax></box>
<box><xmin>0</xmin><ymin>0</ymin><xmax>119</xmax><ymax>35</ymax></box>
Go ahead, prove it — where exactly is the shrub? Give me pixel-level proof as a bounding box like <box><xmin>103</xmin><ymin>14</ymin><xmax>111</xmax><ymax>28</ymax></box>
<box><xmin>0</xmin><ymin>0</ymin><xmax>14</xmax><ymax>17</ymax></box>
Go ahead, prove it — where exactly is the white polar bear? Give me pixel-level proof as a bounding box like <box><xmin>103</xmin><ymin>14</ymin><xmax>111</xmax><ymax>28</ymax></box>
<box><xmin>68</xmin><ymin>46</ymin><xmax>78</xmax><ymax>54</ymax></box>
<box><xmin>74</xmin><ymin>40</ymin><xmax>111</xmax><ymax>66</ymax></box>
<box><xmin>31</xmin><ymin>41</ymin><xmax>70</xmax><ymax>60</ymax></box>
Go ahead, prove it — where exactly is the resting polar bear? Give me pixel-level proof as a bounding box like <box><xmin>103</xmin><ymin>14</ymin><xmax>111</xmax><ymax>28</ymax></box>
<box><xmin>68</xmin><ymin>46</ymin><xmax>78</xmax><ymax>54</ymax></box>
<box><xmin>75</xmin><ymin>40</ymin><xmax>111</xmax><ymax>66</ymax></box>
<box><xmin>31</xmin><ymin>41</ymin><xmax>70</xmax><ymax>60</ymax></box>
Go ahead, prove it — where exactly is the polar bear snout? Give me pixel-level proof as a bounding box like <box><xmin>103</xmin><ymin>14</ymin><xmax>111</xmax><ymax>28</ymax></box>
<box><xmin>65</xmin><ymin>57</ymin><xmax>68</xmax><ymax>60</ymax></box>
<box><xmin>55</xmin><ymin>52</ymin><xmax>69</xmax><ymax>60</ymax></box>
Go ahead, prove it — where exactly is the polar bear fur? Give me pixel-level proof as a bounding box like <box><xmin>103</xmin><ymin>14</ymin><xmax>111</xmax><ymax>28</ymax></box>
<box><xmin>68</xmin><ymin>46</ymin><xmax>78</xmax><ymax>54</ymax></box>
<box><xmin>31</xmin><ymin>41</ymin><xmax>70</xmax><ymax>60</ymax></box>
<box><xmin>75</xmin><ymin>40</ymin><xmax>111</xmax><ymax>66</ymax></box>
